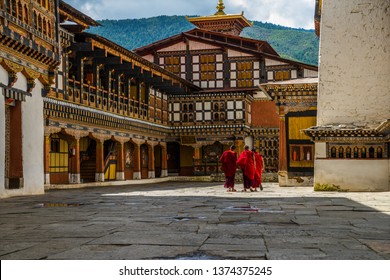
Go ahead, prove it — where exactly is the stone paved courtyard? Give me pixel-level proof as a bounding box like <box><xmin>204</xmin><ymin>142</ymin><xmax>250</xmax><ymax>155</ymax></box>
<box><xmin>0</xmin><ymin>181</ymin><xmax>389</xmax><ymax>260</ymax></box>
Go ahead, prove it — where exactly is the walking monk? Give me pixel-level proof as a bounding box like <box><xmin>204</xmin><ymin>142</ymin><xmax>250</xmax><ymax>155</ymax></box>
<box><xmin>252</xmin><ymin>148</ymin><xmax>265</xmax><ymax>191</ymax></box>
<box><xmin>219</xmin><ymin>145</ymin><xmax>238</xmax><ymax>192</ymax></box>
<box><xmin>237</xmin><ymin>145</ymin><xmax>255</xmax><ymax>192</ymax></box>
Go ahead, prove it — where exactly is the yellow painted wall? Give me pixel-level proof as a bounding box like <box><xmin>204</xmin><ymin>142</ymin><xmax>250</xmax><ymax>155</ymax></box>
<box><xmin>49</xmin><ymin>138</ymin><xmax>68</xmax><ymax>173</ymax></box>
<box><xmin>288</xmin><ymin>116</ymin><xmax>316</xmax><ymax>140</ymax></box>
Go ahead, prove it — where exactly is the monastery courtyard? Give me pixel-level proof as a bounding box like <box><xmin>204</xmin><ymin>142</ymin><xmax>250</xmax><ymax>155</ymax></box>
<box><xmin>0</xmin><ymin>180</ymin><xmax>389</xmax><ymax>260</ymax></box>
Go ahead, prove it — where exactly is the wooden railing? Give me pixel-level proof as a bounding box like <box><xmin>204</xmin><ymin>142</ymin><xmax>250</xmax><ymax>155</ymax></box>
<box><xmin>67</xmin><ymin>79</ymin><xmax>150</xmax><ymax>121</ymax></box>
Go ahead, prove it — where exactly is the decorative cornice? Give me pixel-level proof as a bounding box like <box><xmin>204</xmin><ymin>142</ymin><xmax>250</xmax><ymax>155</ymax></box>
<box><xmin>304</xmin><ymin>121</ymin><xmax>390</xmax><ymax>142</ymax></box>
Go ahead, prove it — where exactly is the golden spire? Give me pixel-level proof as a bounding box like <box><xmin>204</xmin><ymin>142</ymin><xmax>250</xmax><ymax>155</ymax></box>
<box><xmin>215</xmin><ymin>0</ymin><xmax>226</xmax><ymax>15</ymax></box>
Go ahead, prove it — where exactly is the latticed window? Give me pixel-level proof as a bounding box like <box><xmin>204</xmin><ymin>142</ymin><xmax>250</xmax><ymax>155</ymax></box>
<box><xmin>165</xmin><ymin>56</ymin><xmax>180</xmax><ymax>74</ymax></box>
<box><xmin>275</xmin><ymin>70</ymin><xmax>290</xmax><ymax>81</ymax></box>
<box><xmin>200</xmin><ymin>54</ymin><xmax>216</xmax><ymax>80</ymax></box>
<box><xmin>237</xmin><ymin>61</ymin><xmax>253</xmax><ymax>87</ymax></box>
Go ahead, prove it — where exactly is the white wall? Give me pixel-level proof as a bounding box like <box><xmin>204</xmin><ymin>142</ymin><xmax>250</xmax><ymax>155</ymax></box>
<box><xmin>21</xmin><ymin>77</ymin><xmax>45</xmax><ymax>196</ymax></box>
<box><xmin>317</xmin><ymin>0</ymin><xmax>390</xmax><ymax>126</ymax></box>
<box><xmin>314</xmin><ymin>160</ymin><xmax>389</xmax><ymax>192</ymax></box>
<box><xmin>0</xmin><ymin>71</ymin><xmax>45</xmax><ymax>198</ymax></box>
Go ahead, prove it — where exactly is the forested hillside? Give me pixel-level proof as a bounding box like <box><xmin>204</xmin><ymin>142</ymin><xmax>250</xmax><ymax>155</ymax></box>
<box><xmin>88</xmin><ymin>16</ymin><xmax>319</xmax><ymax>65</ymax></box>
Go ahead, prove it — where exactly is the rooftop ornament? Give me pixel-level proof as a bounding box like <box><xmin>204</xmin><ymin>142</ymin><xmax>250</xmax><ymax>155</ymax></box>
<box><xmin>215</xmin><ymin>0</ymin><xmax>226</xmax><ymax>15</ymax></box>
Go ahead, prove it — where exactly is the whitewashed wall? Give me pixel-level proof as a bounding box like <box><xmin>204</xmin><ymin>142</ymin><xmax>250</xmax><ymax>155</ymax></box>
<box><xmin>0</xmin><ymin>70</ymin><xmax>45</xmax><ymax>198</ymax></box>
<box><xmin>317</xmin><ymin>0</ymin><xmax>390</xmax><ymax>126</ymax></box>
<box><xmin>314</xmin><ymin>160</ymin><xmax>389</xmax><ymax>191</ymax></box>
<box><xmin>21</xmin><ymin>77</ymin><xmax>45</xmax><ymax>196</ymax></box>
<box><xmin>314</xmin><ymin>0</ymin><xmax>390</xmax><ymax>192</ymax></box>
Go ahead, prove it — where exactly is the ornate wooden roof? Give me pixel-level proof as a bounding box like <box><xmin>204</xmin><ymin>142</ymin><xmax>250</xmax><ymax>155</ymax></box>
<box><xmin>74</xmin><ymin>33</ymin><xmax>201</xmax><ymax>95</ymax></box>
<box><xmin>134</xmin><ymin>29</ymin><xmax>318</xmax><ymax>72</ymax></box>
<box><xmin>59</xmin><ymin>0</ymin><xmax>101</xmax><ymax>32</ymax></box>
<box><xmin>187</xmin><ymin>0</ymin><xmax>252</xmax><ymax>36</ymax></box>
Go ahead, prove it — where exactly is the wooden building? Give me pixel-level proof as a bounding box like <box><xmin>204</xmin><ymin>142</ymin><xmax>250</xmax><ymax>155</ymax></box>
<box><xmin>134</xmin><ymin>1</ymin><xmax>318</xmax><ymax>183</ymax></box>
<box><xmin>44</xmin><ymin>3</ymin><xmax>200</xmax><ymax>185</ymax></box>
<box><xmin>1</xmin><ymin>0</ymin><xmax>320</xmax><ymax>197</ymax></box>
<box><xmin>1</xmin><ymin>0</ymin><xmax>61</xmax><ymax>197</ymax></box>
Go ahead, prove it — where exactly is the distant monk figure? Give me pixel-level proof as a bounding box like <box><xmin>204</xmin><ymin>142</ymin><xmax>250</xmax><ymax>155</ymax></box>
<box><xmin>237</xmin><ymin>145</ymin><xmax>255</xmax><ymax>192</ymax></box>
<box><xmin>252</xmin><ymin>148</ymin><xmax>265</xmax><ymax>191</ymax></box>
<box><xmin>219</xmin><ymin>145</ymin><xmax>238</xmax><ymax>192</ymax></box>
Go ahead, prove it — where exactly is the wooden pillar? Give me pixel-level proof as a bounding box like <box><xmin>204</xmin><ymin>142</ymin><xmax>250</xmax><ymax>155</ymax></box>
<box><xmin>116</xmin><ymin>142</ymin><xmax>125</xmax><ymax>181</ymax></box>
<box><xmin>69</xmin><ymin>138</ymin><xmax>81</xmax><ymax>184</ymax></box>
<box><xmin>148</xmin><ymin>144</ymin><xmax>155</xmax><ymax>179</ymax></box>
<box><xmin>161</xmin><ymin>145</ymin><xmax>168</xmax><ymax>177</ymax></box>
<box><xmin>44</xmin><ymin>135</ymin><xmax>51</xmax><ymax>185</ymax></box>
<box><xmin>278</xmin><ymin>115</ymin><xmax>288</xmax><ymax>172</ymax></box>
<box><xmin>95</xmin><ymin>140</ymin><xmax>105</xmax><ymax>182</ymax></box>
<box><xmin>77</xmin><ymin>55</ymin><xmax>84</xmax><ymax>99</ymax></box>
<box><xmin>133</xmin><ymin>143</ymin><xmax>141</xmax><ymax>179</ymax></box>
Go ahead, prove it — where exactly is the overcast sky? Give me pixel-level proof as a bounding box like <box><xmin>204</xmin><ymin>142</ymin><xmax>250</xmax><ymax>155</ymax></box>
<box><xmin>64</xmin><ymin>0</ymin><xmax>316</xmax><ymax>30</ymax></box>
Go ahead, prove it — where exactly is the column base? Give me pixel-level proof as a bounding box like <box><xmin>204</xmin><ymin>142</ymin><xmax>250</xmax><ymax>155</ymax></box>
<box><xmin>116</xmin><ymin>171</ymin><xmax>125</xmax><ymax>181</ymax></box>
<box><xmin>95</xmin><ymin>173</ymin><xmax>105</xmax><ymax>182</ymax></box>
<box><xmin>69</xmin><ymin>173</ymin><xmax>81</xmax><ymax>184</ymax></box>
<box><xmin>148</xmin><ymin>171</ymin><xmax>155</xmax><ymax>179</ymax></box>
<box><xmin>161</xmin><ymin>169</ymin><xmax>168</xmax><ymax>177</ymax></box>
<box><xmin>44</xmin><ymin>173</ymin><xmax>50</xmax><ymax>185</ymax></box>
<box><xmin>133</xmin><ymin>172</ymin><xmax>141</xmax><ymax>180</ymax></box>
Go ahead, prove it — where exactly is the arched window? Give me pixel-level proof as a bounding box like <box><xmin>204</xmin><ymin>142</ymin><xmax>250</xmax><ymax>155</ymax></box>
<box><xmin>346</xmin><ymin>147</ymin><xmax>351</xmax><ymax>158</ymax></box>
<box><xmin>189</xmin><ymin>114</ymin><xmax>194</xmax><ymax>122</ymax></box>
<box><xmin>214</xmin><ymin>103</ymin><xmax>219</xmax><ymax>111</ymax></box>
<box><xmin>214</xmin><ymin>113</ymin><xmax>219</xmax><ymax>121</ymax></box>
<box><xmin>220</xmin><ymin>112</ymin><xmax>225</xmax><ymax>120</ymax></box>
<box><xmin>183</xmin><ymin>114</ymin><xmax>188</xmax><ymax>122</ymax></box>
<box><xmin>188</xmin><ymin>104</ymin><xmax>193</xmax><ymax>111</ymax></box>
<box><xmin>361</xmin><ymin>147</ymin><xmax>367</xmax><ymax>158</ymax></box>
<box><xmin>377</xmin><ymin>147</ymin><xmax>383</xmax><ymax>158</ymax></box>
<box><xmin>338</xmin><ymin>147</ymin><xmax>344</xmax><ymax>158</ymax></box>
<box><xmin>220</xmin><ymin>102</ymin><xmax>225</xmax><ymax>110</ymax></box>
<box><xmin>353</xmin><ymin>147</ymin><xmax>359</xmax><ymax>158</ymax></box>
<box><xmin>331</xmin><ymin>147</ymin><xmax>337</xmax><ymax>158</ymax></box>
<box><xmin>183</xmin><ymin>104</ymin><xmax>188</xmax><ymax>111</ymax></box>
<box><xmin>369</xmin><ymin>147</ymin><xmax>375</xmax><ymax>158</ymax></box>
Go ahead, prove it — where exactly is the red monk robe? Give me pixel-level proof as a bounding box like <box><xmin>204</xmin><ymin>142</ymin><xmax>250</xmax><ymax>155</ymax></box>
<box><xmin>253</xmin><ymin>152</ymin><xmax>264</xmax><ymax>190</ymax></box>
<box><xmin>220</xmin><ymin>150</ymin><xmax>237</xmax><ymax>177</ymax></box>
<box><xmin>237</xmin><ymin>149</ymin><xmax>255</xmax><ymax>179</ymax></box>
<box><xmin>219</xmin><ymin>149</ymin><xmax>238</xmax><ymax>191</ymax></box>
<box><xmin>237</xmin><ymin>148</ymin><xmax>255</xmax><ymax>190</ymax></box>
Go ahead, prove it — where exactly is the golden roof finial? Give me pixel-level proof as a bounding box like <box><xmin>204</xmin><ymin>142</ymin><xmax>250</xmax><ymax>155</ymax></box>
<box><xmin>215</xmin><ymin>0</ymin><xmax>226</xmax><ymax>15</ymax></box>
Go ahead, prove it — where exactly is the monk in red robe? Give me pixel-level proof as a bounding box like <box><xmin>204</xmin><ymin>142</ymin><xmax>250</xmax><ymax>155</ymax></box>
<box><xmin>219</xmin><ymin>145</ymin><xmax>238</xmax><ymax>192</ymax></box>
<box><xmin>237</xmin><ymin>145</ymin><xmax>255</xmax><ymax>192</ymax></box>
<box><xmin>252</xmin><ymin>148</ymin><xmax>265</xmax><ymax>191</ymax></box>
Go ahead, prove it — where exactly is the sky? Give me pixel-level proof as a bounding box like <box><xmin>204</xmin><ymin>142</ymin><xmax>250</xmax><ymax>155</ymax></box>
<box><xmin>64</xmin><ymin>0</ymin><xmax>316</xmax><ymax>30</ymax></box>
